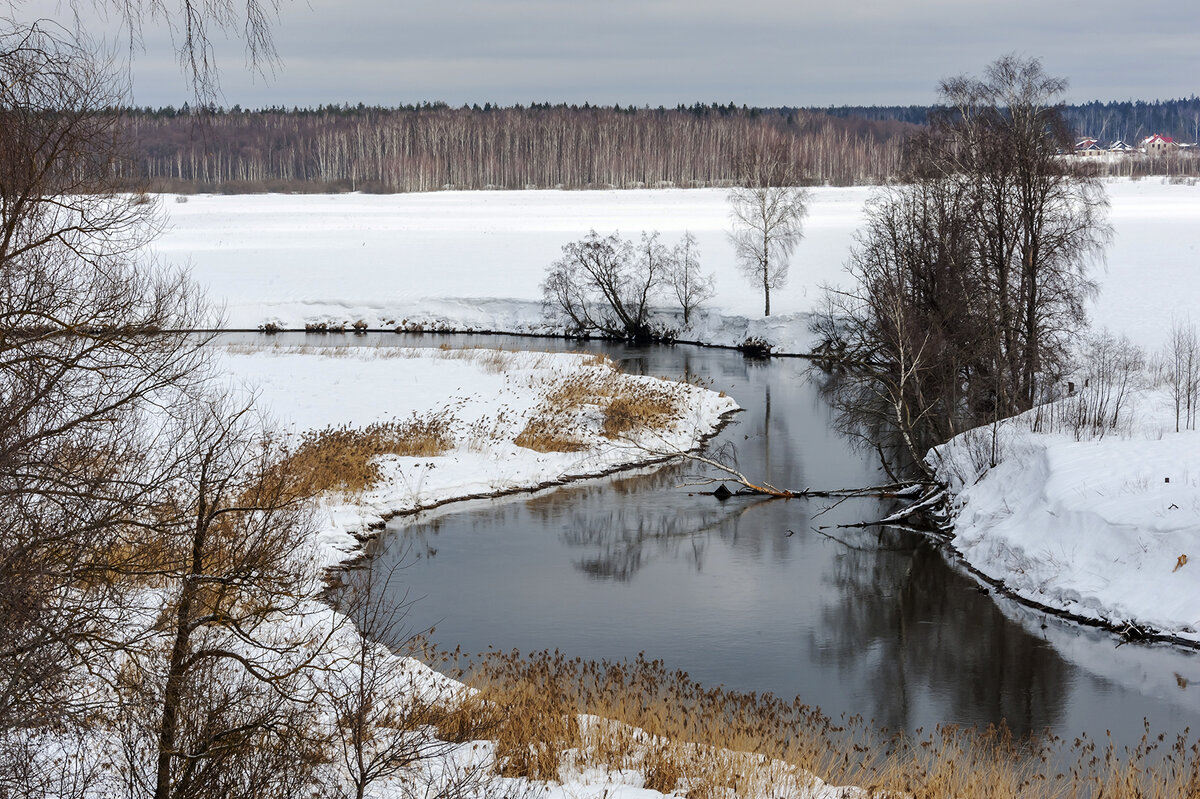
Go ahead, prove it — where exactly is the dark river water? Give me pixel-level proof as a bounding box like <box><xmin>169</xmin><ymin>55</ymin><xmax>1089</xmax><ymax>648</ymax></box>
<box><xmin>230</xmin><ymin>332</ymin><xmax>1200</xmax><ymax>748</ymax></box>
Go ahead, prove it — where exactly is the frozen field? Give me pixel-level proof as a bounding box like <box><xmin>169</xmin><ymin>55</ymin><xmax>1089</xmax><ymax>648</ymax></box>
<box><xmin>156</xmin><ymin>179</ymin><xmax>1200</xmax><ymax>353</ymax></box>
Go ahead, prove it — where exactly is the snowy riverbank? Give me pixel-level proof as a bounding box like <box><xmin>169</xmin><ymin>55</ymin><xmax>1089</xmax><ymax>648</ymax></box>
<box><xmin>204</xmin><ymin>343</ymin><xmax>864</xmax><ymax>796</ymax></box>
<box><xmin>218</xmin><ymin>343</ymin><xmax>738</xmax><ymax>567</ymax></box>
<box><xmin>932</xmin><ymin>386</ymin><xmax>1200</xmax><ymax>646</ymax></box>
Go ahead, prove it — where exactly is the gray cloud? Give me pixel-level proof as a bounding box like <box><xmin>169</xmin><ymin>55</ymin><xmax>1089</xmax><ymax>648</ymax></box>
<box><xmin>17</xmin><ymin>0</ymin><xmax>1199</xmax><ymax>107</ymax></box>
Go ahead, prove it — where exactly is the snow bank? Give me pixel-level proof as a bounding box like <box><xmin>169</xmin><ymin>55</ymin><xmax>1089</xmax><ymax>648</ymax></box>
<box><xmin>932</xmin><ymin>388</ymin><xmax>1200</xmax><ymax>644</ymax></box>
<box><xmin>217</xmin><ymin>344</ymin><xmax>738</xmax><ymax>568</ymax></box>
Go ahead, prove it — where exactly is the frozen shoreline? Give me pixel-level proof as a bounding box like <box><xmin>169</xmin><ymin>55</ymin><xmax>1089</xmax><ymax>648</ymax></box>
<box><xmin>217</xmin><ymin>344</ymin><xmax>739</xmax><ymax>568</ymax></box>
<box><xmin>157</xmin><ymin>180</ymin><xmax>1200</xmax><ymax>355</ymax></box>
<box><xmin>931</xmin><ymin>386</ymin><xmax>1200</xmax><ymax>647</ymax></box>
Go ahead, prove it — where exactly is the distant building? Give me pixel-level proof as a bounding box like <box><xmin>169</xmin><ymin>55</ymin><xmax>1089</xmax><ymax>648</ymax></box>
<box><xmin>1108</xmin><ymin>140</ymin><xmax>1134</xmax><ymax>153</ymax></box>
<box><xmin>1141</xmin><ymin>134</ymin><xmax>1179</xmax><ymax>156</ymax></box>
<box><xmin>1074</xmin><ymin>137</ymin><xmax>1105</xmax><ymax>156</ymax></box>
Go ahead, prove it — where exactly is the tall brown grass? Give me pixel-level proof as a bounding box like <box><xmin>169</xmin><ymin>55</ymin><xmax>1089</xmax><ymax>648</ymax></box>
<box><xmin>434</xmin><ymin>647</ymin><xmax>1200</xmax><ymax>798</ymax></box>
<box><xmin>514</xmin><ymin>372</ymin><xmax>683</xmax><ymax>453</ymax></box>
<box><xmin>280</xmin><ymin>412</ymin><xmax>454</xmax><ymax>497</ymax></box>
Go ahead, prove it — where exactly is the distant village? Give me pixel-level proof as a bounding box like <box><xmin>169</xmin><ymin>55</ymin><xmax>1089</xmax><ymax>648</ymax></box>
<box><xmin>1074</xmin><ymin>133</ymin><xmax>1197</xmax><ymax>157</ymax></box>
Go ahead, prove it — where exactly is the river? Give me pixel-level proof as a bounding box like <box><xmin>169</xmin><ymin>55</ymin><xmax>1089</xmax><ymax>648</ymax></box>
<box><xmin>237</xmin><ymin>332</ymin><xmax>1200</xmax><ymax>748</ymax></box>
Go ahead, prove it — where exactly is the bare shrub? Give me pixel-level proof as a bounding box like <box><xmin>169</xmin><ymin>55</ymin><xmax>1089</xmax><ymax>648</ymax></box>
<box><xmin>1158</xmin><ymin>317</ymin><xmax>1200</xmax><ymax>432</ymax></box>
<box><xmin>1029</xmin><ymin>331</ymin><xmax>1147</xmax><ymax>440</ymax></box>
<box><xmin>327</xmin><ymin>564</ymin><xmax>494</xmax><ymax>799</ymax></box>
<box><xmin>542</xmin><ymin>230</ymin><xmax>691</xmax><ymax>341</ymax></box>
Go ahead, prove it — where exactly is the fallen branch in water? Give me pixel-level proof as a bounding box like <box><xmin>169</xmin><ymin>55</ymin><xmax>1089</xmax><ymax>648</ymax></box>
<box><xmin>816</xmin><ymin>484</ymin><xmax>952</xmax><ymax>537</ymax></box>
<box><xmin>677</xmin><ymin>451</ymin><xmax>928</xmax><ymax>499</ymax></box>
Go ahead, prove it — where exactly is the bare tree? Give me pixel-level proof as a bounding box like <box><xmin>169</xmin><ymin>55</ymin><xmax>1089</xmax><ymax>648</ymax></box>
<box><xmin>113</xmin><ymin>394</ymin><xmax>330</xmax><ymax>799</ymax></box>
<box><xmin>669</xmin><ymin>231</ymin><xmax>714</xmax><ymax>327</ymax></box>
<box><xmin>818</xmin><ymin>56</ymin><xmax>1110</xmax><ymax>477</ymax></box>
<box><xmin>542</xmin><ymin>230</ymin><xmax>668</xmax><ymax>341</ymax></box>
<box><xmin>923</xmin><ymin>54</ymin><xmax>1110</xmax><ymax>411</ymax></box>
<box><xmin>0</xmin><ymin>21</ymin><xmax>212</xmax><ymax>744</ymax></box>
<box><xmin>728</xmin><ymin>144</ymin><xmax>810</xmax><ymax>316</ymax></box>
<box><xmin>53</xmin><ymin>0</ymin><xmax>285</xmax><ymax>102</ymax></box>
<box><xmin>1160</xmin><ymin>317</ymin><xmax>1200</xmax><ymax>432</ymax></box>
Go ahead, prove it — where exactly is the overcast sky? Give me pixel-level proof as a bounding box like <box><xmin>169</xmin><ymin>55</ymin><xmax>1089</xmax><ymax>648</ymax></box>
<box><xmin>21</xmin><ymin>0</ymin><xmax>1200</xmax><ymax>108</ymax></box>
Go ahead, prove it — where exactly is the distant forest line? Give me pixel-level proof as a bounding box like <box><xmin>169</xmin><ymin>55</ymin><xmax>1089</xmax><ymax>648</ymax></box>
<box><xmin>817</xmin><ymin>96</ymin><xmax>1200</xmax><ymax>145</ymax></box>
<box><xmin>120</xmin><ymin>98</ymin><xmax>1200</xmax><ymax>193</ymax></box>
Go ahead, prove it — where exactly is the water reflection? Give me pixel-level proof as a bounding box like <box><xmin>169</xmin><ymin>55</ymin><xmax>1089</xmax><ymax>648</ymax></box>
<box><xmin>811</xmin><ymin>527</ymin><xmax>1070</xmax><ymax>733</ymax></box>
<box><xmin>243</xmin><ymin>332</ymin><xmax>1200</xmax><ymax>748</ymax></box>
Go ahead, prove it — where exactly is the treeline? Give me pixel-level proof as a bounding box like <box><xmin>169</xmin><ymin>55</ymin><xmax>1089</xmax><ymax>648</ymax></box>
<box><xmin>118</xmin><ymin>104</ymin><xmax>916</xmax><ymax>192</ymax></box>
<box><xmin>817</xmin><ymin>96</ymin><xmax>1200</xmax><ymax>144</ymax></box>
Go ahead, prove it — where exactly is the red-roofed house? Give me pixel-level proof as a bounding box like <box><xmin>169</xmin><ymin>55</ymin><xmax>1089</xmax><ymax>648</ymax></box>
<box><xmin>1141</xmin><ymin>134</ymin><xmax>1178</xmax><ymax>156</ymax></box>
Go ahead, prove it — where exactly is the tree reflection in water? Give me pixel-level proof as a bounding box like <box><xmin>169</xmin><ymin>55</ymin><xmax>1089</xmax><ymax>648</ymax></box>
<box><xmin>811</xmin><ymin>525</ymin><xmax>1071</xmax><ymax>738</ymax></box>
<box><xmin>337</xmin><ymin>334</ymin><xmax>1200</xmax><ymax>747</ymax></box>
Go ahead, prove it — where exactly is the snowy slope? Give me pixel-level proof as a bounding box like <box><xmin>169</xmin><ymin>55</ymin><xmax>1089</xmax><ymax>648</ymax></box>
<box><xmin>933</xmin><ymin>389</ymin><xmax>1200</xmax><ymax>644</ymax></box>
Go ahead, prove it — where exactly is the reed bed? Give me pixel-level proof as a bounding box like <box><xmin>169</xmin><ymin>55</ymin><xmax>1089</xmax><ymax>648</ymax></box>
<box><xmin>428</xmin><ymin>647</ymin><xmax>1200</xmax><ymax>798</ymax></box>
<box><xmin>280</xmin><ymin>412</ymin><xmax>455</xmax><ymax>496</ymax></box>
<box><xmin>514</xmin><ymin>372</ymin><xmax>683</xmax><ymax>453</ymax></box>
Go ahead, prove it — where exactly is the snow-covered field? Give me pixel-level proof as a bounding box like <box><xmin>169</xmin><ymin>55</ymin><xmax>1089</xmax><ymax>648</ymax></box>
<box><xmin>156</xmin><ymin>180</ymin><xmax>1200</xmax><ymax>353</ymax></box>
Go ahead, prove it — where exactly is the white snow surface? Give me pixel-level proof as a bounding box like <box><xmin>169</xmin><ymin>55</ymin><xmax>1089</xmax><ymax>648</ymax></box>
<box><xmin>157</xmin><ymin>186</ymin><xmax>867</xmax><ymax>353</ymax></box>
<box><xmin>217</xmin><ymin>343</ymin><xmax>738</xmax><ymax>568</ymax></box>
<box><xmin>157</xmin><ymin>180</ymin><xmax>1200</xmax><ymax>354</ymax></box>
<box><xmin>932</xmin><ymin>389</ymin><xmax>1200</xmax><ymax>644</ymax></box>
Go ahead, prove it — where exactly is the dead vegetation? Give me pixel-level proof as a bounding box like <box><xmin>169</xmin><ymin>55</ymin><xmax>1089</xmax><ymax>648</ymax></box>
<box><xmin>278</xmin><ymin>413</ymin><xmax>455</xmax><ymax>497</ymax></box>
<box><xmin>514</xmin><ymin>371</ymin><xmax>683</xmax><ymax>453</ymax></box>
<box><xmin>429</xmin><ymin>647</ymin><xmax>1200</xmax><ymax>798</ymax></box>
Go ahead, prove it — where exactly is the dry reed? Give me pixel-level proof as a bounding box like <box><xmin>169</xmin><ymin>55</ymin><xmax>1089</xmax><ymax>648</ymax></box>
<box><xmin>436</xmin><ymin>647</ymin><xmax>1200</xmax><ymax>798</ymax></box>
<box><xmin>514</xmin><ymin>371</ymin><xmax>683</xmax><ymax>453</ymax></box>
<box><xmin>280</xmin><ymin>412</ymin><xmax>454</xmax><ymax>497</ymax></box>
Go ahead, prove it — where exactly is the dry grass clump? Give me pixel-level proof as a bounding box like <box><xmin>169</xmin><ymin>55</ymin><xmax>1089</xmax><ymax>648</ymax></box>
<box><xmin>280</xmin><ymin>411</ymin><xmax>454</xmax><ymax>497</ymax></box>
<box><xmin>601</xmin><ymin>385</ymin><xmax>679</xmax><ymax>439</ymax></box>
<box><xmin>513</xmin><ymin>416</ymin><xmax>590</xmax><ymax>453</ymax></box>
<box><xmin>514</xmin><ymin>369</ymin><xmax>683</xmax><ymax>453</ymax></box>
<box><xmin>437</xmin><ymin>647</ymin><xmax>1200</xmax><ymax>798</ymax></box>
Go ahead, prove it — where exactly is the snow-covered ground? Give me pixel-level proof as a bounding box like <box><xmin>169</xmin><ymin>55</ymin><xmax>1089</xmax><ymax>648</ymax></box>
<box><xmin>156</xmin><ymin>180</ymin><xmax>1200</xmax><ymax>354</ymax></box>
<box><xmin>218</xmin><ymin>344</ymin><xmax>737</xmax><ymax>567</ymax></box>
<box><xmin>932</xmin><ymin>386</ymin><xmax>1200</xmax><ymax>645</ymax></box>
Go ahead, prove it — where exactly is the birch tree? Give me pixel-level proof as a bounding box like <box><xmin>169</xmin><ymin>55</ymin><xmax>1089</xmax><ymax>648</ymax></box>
<box><xmin>728</xmin><ymin>145</ymin><xmax>810</xmax><ymax>317</ymax></box>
